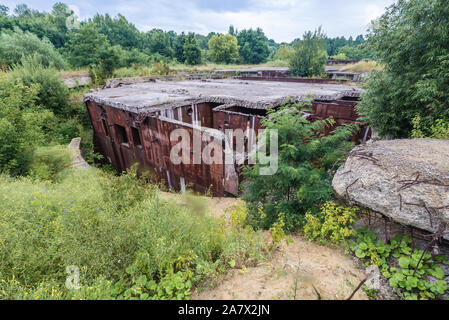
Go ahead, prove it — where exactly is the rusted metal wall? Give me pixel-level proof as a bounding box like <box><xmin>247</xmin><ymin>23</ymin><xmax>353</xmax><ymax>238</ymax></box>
<box><xmin>235</xmin><ymin>76</ymin><xmax>349</xmax><ymax>84</ymax></box>
<box><xmin>310</xmin><ymin>100</ymin><xmax>371</xmax><ymax>142</ymax></box>
<box><xmin>86</xmin><ymin>96</ymin><xmax>367</xmax><ymax>196</ymax></box>
<box><xmin>327</xmin><ymin>58</ymin><xmax>361</xmax><ymax>65</ymax></box>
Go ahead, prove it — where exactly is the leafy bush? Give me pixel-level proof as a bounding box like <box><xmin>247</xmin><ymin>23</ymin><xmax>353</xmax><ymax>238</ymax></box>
<box><xmin>0</xmin><ymin>168</ymin><xmax>268</xmax><ymax>300</ymax></box>
<box><xmin>117</xmin><ymin>48</ymin><xmax>150</xmax><ymax>67</ymax></box>
<box><xmin>151</xmin><ymin>61</ymin><xmax>171</xmax><ymax>75</ymax></box>
<box><xmin>0</xmin><ymin>75</ymin><xmax>55</xmax><ymax>175</ymax></box>
<box><xmin>0</xmin><ymin>27</ymin><xmax>66</xmax><ymax>69</ymax></box>
<box><xmin>29</xmin><ymin>145</ymin><xmax>71</xmax><ymax>181</ymax></box>
<box><xmin>349</xmin><ymin>228</ymin><xmax>449</xmax><ymax>300</ymax></box>
<box><xmin>357</xmin><ymin>0</ymin><xmax>449</xmax><ymax>138</ymax></box>
<box><xmin>274</xmin><ymin>45</ymin><xmax>295</xmax><ymax>62</ymax></box>
<box><xmin>9</xmin><ymin>55</ymin><xmax>69</xmax><ymax>116</ymax></box>
<box><xmin>304</xmin><ymin>202</ymin><xmax>358</xmax><ymax>245</ymax></box>
<box><xmin>411</xmin><ymin>115</ymin><xmax>449</xmax><ymax>140</ymax></box>
<box><xmin>113</xmin><ymin>66</ymin><xmax>155</xmax><ymax>78</ymax></box>
<box><xmin>336</xmin><ymin>44</ymin><xmax>373</xmax><ymax>60</ymax></box>
<box><xmin>242</xmin><ymin>99</ymin><xmax>358</xmax><ymax>231</ymax></box>
<box><xmin>331</xmin><ymin>53</ymin><xmax>348</xmax><ymax>60</ymax></box>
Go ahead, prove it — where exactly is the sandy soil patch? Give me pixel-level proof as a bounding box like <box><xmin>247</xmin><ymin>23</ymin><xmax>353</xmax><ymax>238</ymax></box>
<box><xmin>160</xmin><ymin>191</ymin><xmax>368</xmax><ymax>300</ymax></box>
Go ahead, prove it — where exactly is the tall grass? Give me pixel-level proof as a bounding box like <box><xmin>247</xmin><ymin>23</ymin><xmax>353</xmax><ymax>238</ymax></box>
<box><xmin>112</xmin><ymin>60</ymin><xmax>290</xmax><ymax>79</ymax></box>
<box><xmin>340</xmin><ymin>60</ymin><xmax>381</xmax><ymax>73</ymax></box>
<box><xmin>0</xmin><ymin>167</ymin><xmax>268</xmax><ymax>300</ymax></box>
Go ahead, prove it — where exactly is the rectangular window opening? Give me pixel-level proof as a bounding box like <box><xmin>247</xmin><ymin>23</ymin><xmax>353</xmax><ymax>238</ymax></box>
<box><xmin>132</xmin><ymin>127</ymin><xmax>142</xmax><ymax>147</ymax></box>
<box><xmin>115</xmin><ymin>124</ymin><xmax>128</xmax><ymax>145</ymax></box>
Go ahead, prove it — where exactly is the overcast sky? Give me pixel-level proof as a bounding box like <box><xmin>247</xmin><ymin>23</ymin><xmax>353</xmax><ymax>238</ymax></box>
<box><xmin>1</xmin><ymin>0</ymin><xmax>396</xmax><ymax>42</ymax></box>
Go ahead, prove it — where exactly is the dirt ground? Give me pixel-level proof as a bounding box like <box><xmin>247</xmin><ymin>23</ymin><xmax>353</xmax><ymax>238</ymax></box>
<box><xmin>160</xmin><ymin>192</ymin><xmax>368</xmax><ymax>300</ymax></box>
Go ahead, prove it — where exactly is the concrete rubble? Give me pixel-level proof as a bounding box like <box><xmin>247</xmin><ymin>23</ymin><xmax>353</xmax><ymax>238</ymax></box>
<box><xmin>333</xmin><ymin>138</ymin><xmax>449</xmax><ymax>239</ymax></box>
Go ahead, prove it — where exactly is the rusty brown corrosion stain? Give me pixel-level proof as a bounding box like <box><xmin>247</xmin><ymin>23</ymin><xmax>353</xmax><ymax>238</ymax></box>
<box><xmin>84</xmin><ymin>79</ymin><xmax>368</xmax><ymax>196</ymax></box>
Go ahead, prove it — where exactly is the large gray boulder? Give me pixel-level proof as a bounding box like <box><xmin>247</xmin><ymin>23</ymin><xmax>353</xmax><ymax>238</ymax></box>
<box><xmin>333</xmin><ymin>139</ymin><xmax>449</xmax><ymax>238</ymax></box>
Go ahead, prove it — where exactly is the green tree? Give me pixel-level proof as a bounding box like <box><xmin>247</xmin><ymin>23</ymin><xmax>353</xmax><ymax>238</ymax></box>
<box><xmin>274</xmin><ymin>44</ymin><xmax>294</xmax><ymax>61</ymax></box>
<box><xmin>0</xmin><ymin>27</ymin><xmax>66</xmax><ymax>69</ymax></box>
<box><xmin>183</xmin><ymin>33</ymin><xmax>201</xmax><ymax>65</ymax></box>
<box><xmin>143</xmin><ymin>29</ymin><xmax>174</xmax><ymax>58</ymax></box>
<box><xmin>337</xmin><ymin>44</ymin><xmax>373</xmax><ymax>60</ymax></box>
<box><xmin>243</xmin><ymin>99</ymin><xmax>358</xmax><ymax>231</ymax></box>
<box><xmin>289</xmin><ymin>27</ymin><xmax>328</xmax><ymax>77</ymax></box>
<box><xmin>237</xmin><ymin>28</ymin><xmax>269</xmax><ymax>64</ymax></box>
<box><xmin>0</xmin><ymin>5</ymin><xmax>8</xmax><ymax>15</ymax></box>
<box><xmin>357</xmin><ymin>0</ymin><xmax>449</xmax><ymax>138</ymax></box>
<box><xmin>49</xmin><ymin>2</ymin><xmax>73</xmax><ymax>48</ymax></box>
<box><xmin>9</xmin><ymin>4</ymin><xmax>67</xmax><ymax>48</ymax></box>
<box><xmin>208</xmin><ymin>34</ymin><xmax>239</xmax><ymax>64</ymax></box>
<box><xmin>65</xmin><ymin>24</ymin><xmax>111</xmax><ymax>67</ymax></box>
<box><xmin>9</xmin><ymin>54</ymin><xmax>69</xmax><ymax>116</ymax></box>
<box><xmin>0</xmin><ymin>5</ymin><xmax>13</xmax><ymax>33</ymax></box>
<box><xmin>174</xmin><ymin>32</ymin><xmax>186</xmax><ymax>63</ymax></box>
<box><xmin>91</xmin><ymin>13</ymin><xmax>142</xmax><ymax>49</ymax></box>
<box><xmin>64</xmin><ymin>23</ymin><xmax>120</xmax><ymax>77</ymax></box>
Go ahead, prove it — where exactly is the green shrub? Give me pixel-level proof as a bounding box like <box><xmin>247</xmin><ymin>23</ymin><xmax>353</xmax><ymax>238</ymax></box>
<box><xmin>0</xmin><ymin>167</ymin><xmax>268</xmax><ymax>300</ymax></box>
<box><xmin>0</xmin><ymin>76</ymin><xmax>55</xmax><ymax>175</ymax></box>
<box><xmin>151</xmin><ymin>61</ymin><xmax>171</xmax><ymax>75</ymax></box>
<box><xmin>304</xmin><ymin>202</ymin><xmax>358</xmax><ymax>245</ymax></box>
<box><xmin>29</xmin><ymin>145</ymin><xmax>71</xmax><ymax>181</ymax></box>
<box><xmin>274</xmin><ymin>45</ymin><xmax>295</xmax><ymax>62</ymax></box>
<box><xmin>411</xmin><ymin>115</ymin><xmax>449</xmax><ymax>140</ymax></box>
<box><xmin>348</xmin><ymin>228</ymin><xmax>449</xmax><ymax>300</ymax></box>
<box><xmin>357</xmin><ymin>0</ymin><xmax>449</xmax><ymax>138</ymax></box>
<box><xmin>243</xmin><ymin>99</ymin><xmax>358</xmax><ymax>231</ymax></box>
<box><xmin>117</xmin><ymin>47</ymin><xmax>151</xmax><ymax>68</ymax></box>
<box><xmin>9</xmin><ymin>55</ymin><xmax>70</xmax><ymax>116</ymax></box>
<box><xmin>0</xmin><ymin>28</ymin><xmax>67</xmax><ymax>69</ymax></box>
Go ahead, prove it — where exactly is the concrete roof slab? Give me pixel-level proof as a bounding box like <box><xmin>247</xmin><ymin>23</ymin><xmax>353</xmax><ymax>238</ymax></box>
<box><xmin>84</xmin><ymin>79</ymin><xmax>363</xmax><ymax>113</ymax></box>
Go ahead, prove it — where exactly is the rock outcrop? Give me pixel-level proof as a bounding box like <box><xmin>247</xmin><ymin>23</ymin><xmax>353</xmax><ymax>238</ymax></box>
<box><xmin>333</xmin><ymin>139</ymin><xmax>449</xmax><ymax>239</ymax></box>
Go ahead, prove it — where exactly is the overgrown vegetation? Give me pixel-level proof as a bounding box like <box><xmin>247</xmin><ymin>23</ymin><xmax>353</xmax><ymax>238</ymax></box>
<box><xmin>348</xmin><ymin>228</ymin><xmax>449</xmax><ymax>300</ymax></box>
<box><xmin>357</xmin><ymin>0</ymin><xmax>449</xmax><ymax>138</ymax></box>
<box><xmin>340</xmin><ymin>61</ymin><xmax>380</xmax><ymax>73</ymax></box>
<box><xmin>0</xmin><ymin>168</ymin><xmax>269</xmax><ymax>300</ymax></box>
<box><xmin>289</xmin><ymin>27</ymin><xmax>328</xmax><ymax>77</ymax></box>
<box><xmin>0</xmin><ymin>27</ymin><xmax>66</xmax><ymax>69</ymax></box>
<box><xmin>303</xmin><ymin>202</ymin><xmax>358</xmax><ymax>245</ymax></box>
<box><xmin>243</xmin><ymin>99</ymin><xmax>358</xmax><ymax>231</ymax></box>
<box><xmin>411</xmin><ymin>115</ymin><xmax>449</xmax><ymax>140</ymax></box>
<box><xmin>0</xmin><ymin>55</ymin><xmax>90</xmax><ymax>176</ymax></box>
<box><xmin>0</xmin><ymin>2</ymin><xmax>371</xmax><ymax>73</ymax></box>
<box><xmin>301</xmin><ymin>202</ymin><xmax>449</xmax><ymax>300</ymax></box>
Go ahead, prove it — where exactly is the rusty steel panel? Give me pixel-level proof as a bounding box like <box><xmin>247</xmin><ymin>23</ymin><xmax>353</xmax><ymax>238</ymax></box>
<box><xmin>85</xmin><ymin>93</ymin><xmax>366</xmax><ymax>196</ymax></box>
<box><xmin>236</xmin><ymin>76</ymin><xmax>349</xmax><ymax>84</ymax></box>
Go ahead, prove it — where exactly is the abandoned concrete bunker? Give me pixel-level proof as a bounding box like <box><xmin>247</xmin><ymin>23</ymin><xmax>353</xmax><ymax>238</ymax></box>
<box><xmin>84</xmin><ymin>79</ymin><xmax>366</xmax><ymax>196</ymax></box>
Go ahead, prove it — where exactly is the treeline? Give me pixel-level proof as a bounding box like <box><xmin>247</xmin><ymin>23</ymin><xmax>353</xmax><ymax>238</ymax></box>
<box><xmin>0</xmin><ymin>2</ymin><xmax>275</xmax><ymax>72</ymax></box>
<box><xmin>0</xmin><ymin>2</ymin><xmax>370</xmax><ymax>74</ymax></box>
